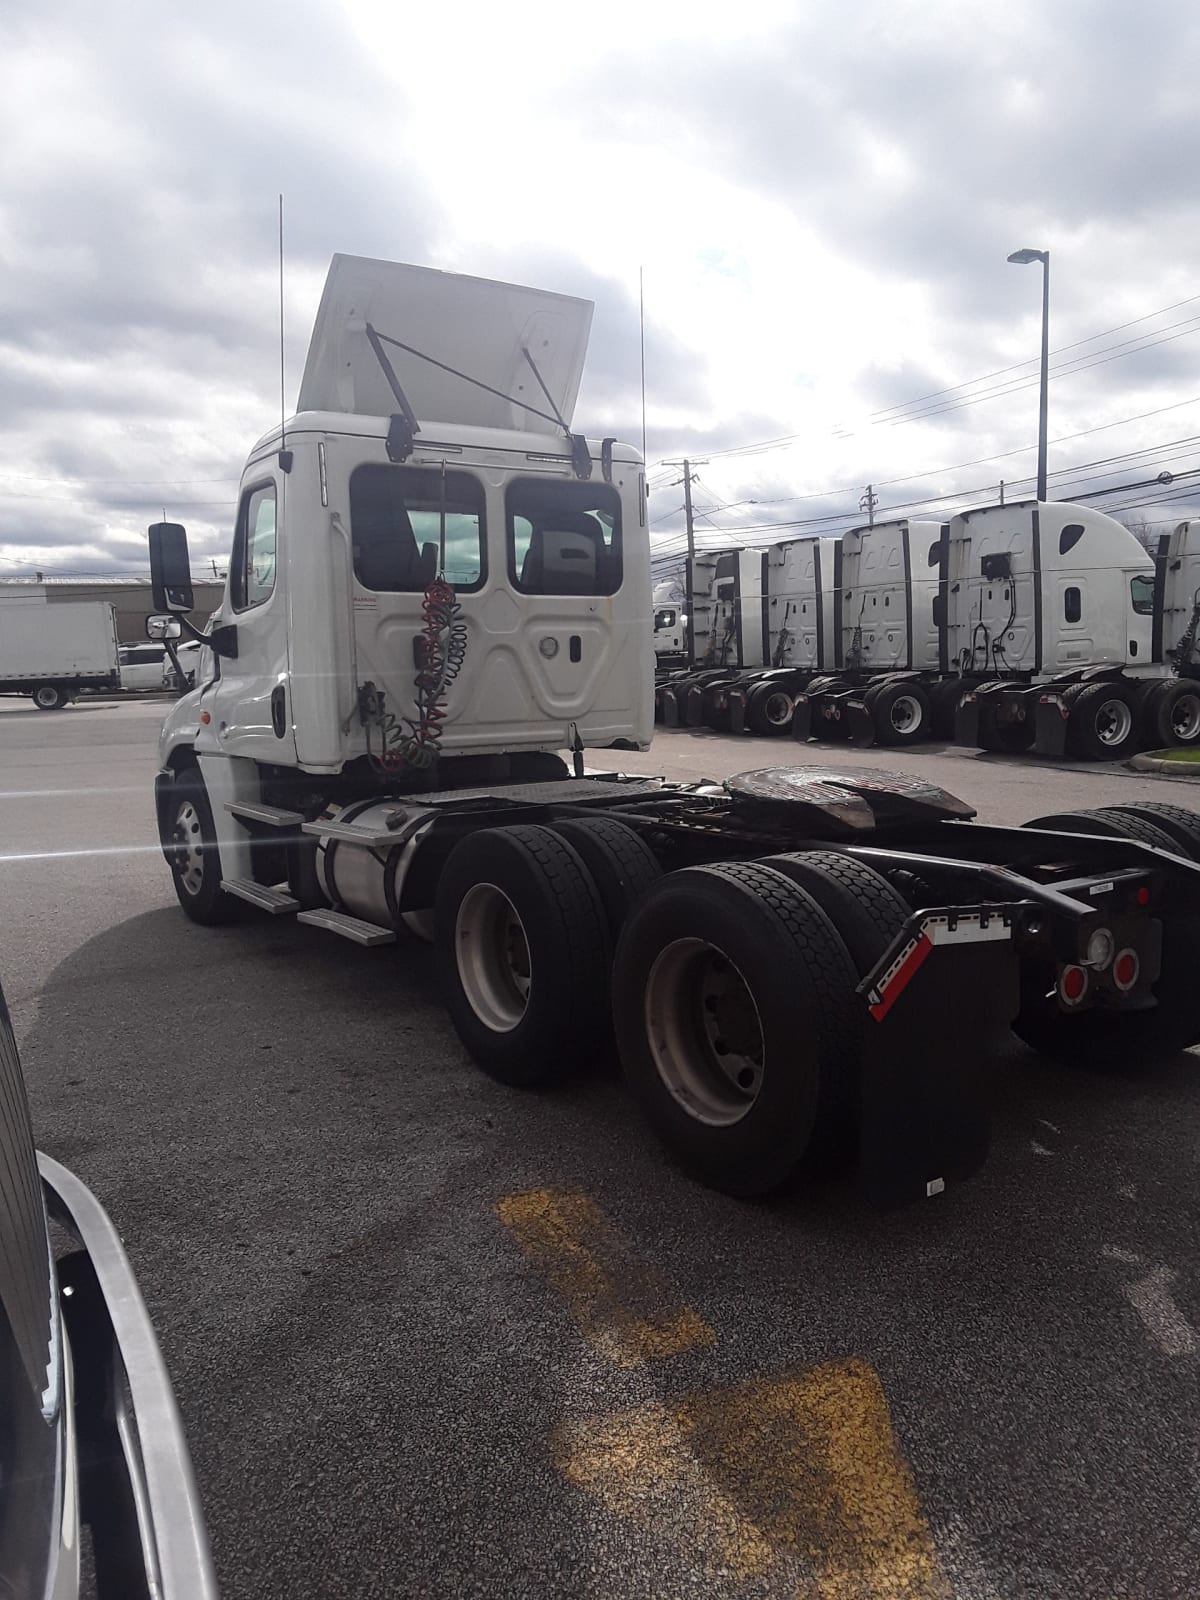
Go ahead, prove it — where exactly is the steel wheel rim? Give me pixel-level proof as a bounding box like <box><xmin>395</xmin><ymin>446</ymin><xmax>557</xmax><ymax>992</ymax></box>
<box><xmin>644</xmin><ymin>938</ymin><xmax>764</xmax><ymax>1126</ymax></box>
<box><xmin>1171</xmin><ymin>692</ymin><xmax>1200</xmax><ymax>742</ymax></box>
<box><xmin>455</xmin><ymin>882</ymin><xmax>531</xmax><ymax>1033</ymax></box>
<box><xmin>890</xmin><ymin>693</ymin><xmax>923</xmax><ymax>734</ymax></box>
<box><xmin>764</xmin><ymin>692</ymin><xmax>793</xmax><ymax>727</ymax></box>
<box><xmin>34</xmin><ymin>687</ymin><xmax>59</xmax><ymax>708</ymax></box>
<box><xmin>173</xmin><ymin>800</ymin><xmax>205</xmax><ymax>897</ymax></box>
<box><xmin>1096</xmin><ymin>698</ymin><xmax>1133</xmax><ymax>746</ymax></box>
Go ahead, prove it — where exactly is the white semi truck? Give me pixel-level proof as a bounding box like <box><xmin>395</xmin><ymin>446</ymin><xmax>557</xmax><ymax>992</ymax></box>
<box><xmin>147</xmin><ymin>255</ymin><xmax>1200</xmax><ymax>1207</ymax></box>
<box><xmin>662</xmin><ymin>501</ymin><xmax>1200</xmax><ymax>759</ymax></box>
<box><xmin>0</xmin><ymin>590</ymin><xmax>121</xmax><ymax>709</ymax></box>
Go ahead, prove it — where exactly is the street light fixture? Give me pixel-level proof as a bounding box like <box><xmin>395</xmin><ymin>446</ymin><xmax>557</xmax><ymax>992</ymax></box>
<box><xmin>1007</xmin><ymin>247</ymin><xmax>1050</xmax><ymax>502</ymax></box>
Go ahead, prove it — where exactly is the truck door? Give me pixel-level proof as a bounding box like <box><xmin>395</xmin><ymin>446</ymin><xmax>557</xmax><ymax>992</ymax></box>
<box><xmin>201</xmin><ymin>469</ymin><xmax>297</xmax><ymax>761</ymax></box>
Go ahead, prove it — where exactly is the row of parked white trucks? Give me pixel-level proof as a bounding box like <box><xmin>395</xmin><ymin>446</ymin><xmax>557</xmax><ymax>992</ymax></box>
<box><xmin>144</xmin><ymin>254</ymin><xmax>1200</xmax><ymax>1211</ymax></box>
<box><xmin>655</xmin><ymin>505</ymin><xmax>1200</xmax><ymax>760</ymax></box>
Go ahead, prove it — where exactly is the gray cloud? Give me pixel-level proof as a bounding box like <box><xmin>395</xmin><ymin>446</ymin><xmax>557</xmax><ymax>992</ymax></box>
<box><xmin>5</xmin><ymin>1</ymin><xmax>1200</xmax><ymax>576</ymax></box>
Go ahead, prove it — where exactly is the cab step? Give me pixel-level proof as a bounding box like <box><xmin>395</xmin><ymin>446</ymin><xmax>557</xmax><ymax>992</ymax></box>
<box><xmin>226</xmin><ymin>801</ymin><xmax>306</xmax><ymax>828</ymax></box>
<box><xmin>220</xmin><ymin>879</ymin><xmax>300</xmax><ymax>914</ymax></box>
<box><xmin>296</xmin><ymin>908</ymin><xmax>396</xmax><ymax>946</ymax></box>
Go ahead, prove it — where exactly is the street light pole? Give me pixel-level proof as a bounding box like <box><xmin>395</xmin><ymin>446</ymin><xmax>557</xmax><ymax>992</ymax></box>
<box><xmin>1007</xmin><ymin>247</ymin><xmax>1050</xmax><ymax>502</ymax></box>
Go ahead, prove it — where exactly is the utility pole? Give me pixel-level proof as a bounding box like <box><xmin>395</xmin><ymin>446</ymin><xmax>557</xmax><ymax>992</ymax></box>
<box><xmin>859</xmin><ymin>484</ymin><xmax>878</xmax><ymax>526</ymax></box>
<box><xmin>664</xmin><ymin>457</ymin><xmax>706</xmax><ymax>667</ymax></box>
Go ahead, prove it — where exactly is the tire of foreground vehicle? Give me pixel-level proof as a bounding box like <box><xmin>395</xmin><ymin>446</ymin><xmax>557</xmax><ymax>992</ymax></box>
<box><xmin>435</xmin><ymin>824</ymin><xmax>610</xmax><ymax>1087</ymax></box>
<box><xmin>166</xmin><ymin>770</ymin><xmax>241</xmax><ymax>925</ymax></box>
<box><xmin>1013</xmin><ymin>914</ymin><xmax>1200</xmax><ymax>1068</ymax></box>
<box><xmin>1098</xmin><ymin>802</ymin><xmax>1200</xmax><ymax>860</ymax></box>
<box><xmin>870</xmin><ymin>681</ymin><xmax>932</xmax><ymax>747</ymax></box>
<box><xmin>1066</xmin><ymin>681</ymin><xmax>1141</xmax><ymax>760</ymax></box>
<box><xmin>552</xmin><ymin>817</ymin><xmax>662</xmax><ymax>941</ymax></box>
<box><xmin>1021</xmin><ymin>808</ymin><xmax>1181</xmax><ymax>852</ymax></box>
<box><xmin>754</xmin><ymin>851</ymin><xmax>910</xmax><ymax>1168</ymax></box>
<box><xmin>31</xmin><ymin>683</ymin><xmax>69</xmax><ymax>710</ymax></box>
<box><xmin>612</xmin><ymin>861</ymin><xmax>860</xmax><ymax>1197</ymax></box>
<box><xmin>756</xmin><ymin>851</ymin><xmax>909</xmax><ymax>976</ymax></box>
<box><xmin>745</xmin><ymin>682</ymin><xmax>796</xmax><ymax>737</ymax></box>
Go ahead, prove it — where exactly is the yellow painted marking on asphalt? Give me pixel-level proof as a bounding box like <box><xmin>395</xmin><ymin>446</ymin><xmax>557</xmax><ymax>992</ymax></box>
<box><xmin>555</xmin><ymin>1359</ymin><xmax>950</xmax><ymax>1599</ymax></box>
<box><xmin>495</xmin><ymin>1188</ymin><xmax>716</xmax><ymax>1367</ymax></box>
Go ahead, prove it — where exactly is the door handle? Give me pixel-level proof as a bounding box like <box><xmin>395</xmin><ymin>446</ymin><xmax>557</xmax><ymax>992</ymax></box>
<box><xmin>271</xmin><ymin>685</ymin><xmax>287</xmax><ymax>739</ymax></box>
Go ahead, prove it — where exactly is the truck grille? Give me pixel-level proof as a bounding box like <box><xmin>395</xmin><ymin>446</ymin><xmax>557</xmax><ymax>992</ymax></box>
<box><xmin>0</xmin><ymin>990</ymin><xmax>58</xmax><ymax>1417</ymax></box>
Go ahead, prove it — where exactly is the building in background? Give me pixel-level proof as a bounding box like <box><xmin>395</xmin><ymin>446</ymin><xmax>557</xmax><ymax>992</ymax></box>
<box><xmin>0</xmin><ymin>576</ymin><xmax>225</xmax><ymax>644</ymax></box>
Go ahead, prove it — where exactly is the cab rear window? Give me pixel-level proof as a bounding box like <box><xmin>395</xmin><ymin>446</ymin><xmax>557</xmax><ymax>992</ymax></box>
<box><xmin>506</xmin><ymin>479</ymin><xmax>622</xmax><ymax>596</ymax></box>
<box><xmin>350</xmin><ymin>465</ymin><xmax>485</xmax><ymax>592</ymax></box>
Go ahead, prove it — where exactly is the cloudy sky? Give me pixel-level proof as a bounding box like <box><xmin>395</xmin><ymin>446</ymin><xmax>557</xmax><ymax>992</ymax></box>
<box><xmin>4</xmin><ymin>0</ymin><xmax>1200</xmax><ymax>586</ymax></box>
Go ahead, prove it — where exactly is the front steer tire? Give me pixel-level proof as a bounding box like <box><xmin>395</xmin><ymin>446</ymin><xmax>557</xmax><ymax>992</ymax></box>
<box><xmin>612</xmin><ymin>861</ymin><xmax>860</xmax><ymax>1197</ymax></box>
<box><xmin>435</xmin><ymin>824</ymin><xmax>610</xmax><ymax>1087</ymax></box>
<box><xmin>166</xmin><ymin>770</ymin><xmax>240</xmax><ymax>926</ymax></box>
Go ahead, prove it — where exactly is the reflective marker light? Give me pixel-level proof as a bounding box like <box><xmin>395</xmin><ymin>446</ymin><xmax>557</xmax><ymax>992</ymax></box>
<box><xmin>1085</xmin><ymin>928</ymin><xmax>1115</xmax><ymax>970</ymax></box>
<box><xmin>1136</xmin><ymin>886</ymin><xmax>1151</xmax><ymax>906</ymax></box>
<box><xmin>1113</xmin><ymin>949</ymin><xmax>1140</xmax><ymax>992</ymax></box>
<box><xmin>1059</xmin><ymin>964</ymin><xmax>1088</xmax><ymax>1005</ymax></box>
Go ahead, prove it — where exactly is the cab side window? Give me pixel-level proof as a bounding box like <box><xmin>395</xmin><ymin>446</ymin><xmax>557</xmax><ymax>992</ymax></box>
<box><xmin>230</xmin><ymin>483</ymin><xmax>277</xmax><ymax>611</ymax></box>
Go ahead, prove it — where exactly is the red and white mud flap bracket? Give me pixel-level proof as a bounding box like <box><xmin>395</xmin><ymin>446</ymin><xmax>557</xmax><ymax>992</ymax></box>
<box><xmin>857</xmin><ymin>906</ymin><xmax>1021</xmax><ymax>1208</ymax></box>
<box><xmin>1033</xmin><ymin>691</ymin><xmax>1071</xmax><ymax>757</ymax></box>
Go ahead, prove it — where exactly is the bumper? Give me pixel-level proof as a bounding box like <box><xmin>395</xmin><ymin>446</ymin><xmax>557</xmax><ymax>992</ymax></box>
<box><xmin>40</xmin><ymin>1154</ymin><xmax>218</xmax><ymax>1600</ymax></box>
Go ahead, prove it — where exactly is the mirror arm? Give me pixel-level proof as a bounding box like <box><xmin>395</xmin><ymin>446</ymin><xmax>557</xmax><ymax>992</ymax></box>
<box><xmin>175</xmin><ymin>615</ymin><xmax>238</xmax><ymax>659</ymax></box>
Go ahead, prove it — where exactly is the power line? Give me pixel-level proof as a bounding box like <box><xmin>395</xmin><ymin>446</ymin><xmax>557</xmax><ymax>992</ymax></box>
<box><xmin>870</xmin><ymin>291</ymin><xmax>1200</xmax><ymax>419</ymax></box>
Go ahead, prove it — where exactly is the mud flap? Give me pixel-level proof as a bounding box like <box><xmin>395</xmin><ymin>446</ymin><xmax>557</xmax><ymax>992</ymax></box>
<box><xmin>792</xmin><ymin>694</ymin><xmax>813</xmax><ymax>741</ymax></box>
<box><xmin>729</xmin><ymin>690</ymin><xmax>748</xmax><ymax>735</ymax></box>
<box><xmin>857</xmin><ymin>909</ymin><xmax>1020</xmax><ymax>1208</ymax></box>
<box><xmin>684</xmin><ymin>686</ymin><xmax>706</xmax><ymax>726</ymax></box>
<box><xmin>845</xmin><ymin>696</ymin><xmax>876</xmax><ymax>746</ymax></box>
<box><xmin>663</xmin><ymin>689</ymin><xmax>681</xmax><ymax>728</ymax></box>
<box><xmin>1034</xmin><ymin>693</ymin><xmax>1070</xmax><ymax>756</ymax></box>
<box><xmin>954</xmin><ymin>694</ymin><xmax>982</xmax><ymax>748</ymax></box>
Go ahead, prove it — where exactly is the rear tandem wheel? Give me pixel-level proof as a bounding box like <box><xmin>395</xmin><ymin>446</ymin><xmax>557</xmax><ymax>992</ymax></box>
<box><xmin>612</xmin><ymin>861</ymin><xmax>861</xmax><ymax>1196</ymax></box>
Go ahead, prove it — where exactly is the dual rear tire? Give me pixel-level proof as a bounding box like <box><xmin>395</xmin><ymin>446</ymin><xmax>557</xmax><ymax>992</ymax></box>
<box><xmin>437</xmin><ymin>818</ymin><xmax>913</xmax><ymax>1196</ymax></box>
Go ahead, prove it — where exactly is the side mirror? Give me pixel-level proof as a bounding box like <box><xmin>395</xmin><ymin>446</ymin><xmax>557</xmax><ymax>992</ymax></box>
<box><xmin>145</xmin><ymin>615</ymin><xmax>182</xmax><ymax>642</ymax></box>
<box><xmin>148</xmin><ymin>522</ymin><xmax>194</xmax><ymax>613</ymax></box>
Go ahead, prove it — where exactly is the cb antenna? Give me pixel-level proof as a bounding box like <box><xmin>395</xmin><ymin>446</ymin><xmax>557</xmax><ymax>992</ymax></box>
<box><xmin>639</xmin><ymin>264</ymin><xmax>647</xmax><ymax>464</ymax></box>
<box><xmin>278</xmin><ymin>194</ymin><xmax>292</xmax><ymax>472</ymax></box>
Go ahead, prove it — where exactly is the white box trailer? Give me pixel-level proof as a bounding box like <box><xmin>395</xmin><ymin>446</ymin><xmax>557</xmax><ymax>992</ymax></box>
<box><xmin>0</xmin><ymin>592</ymin><xmax>120</xmax><ymax>709</ymax></box>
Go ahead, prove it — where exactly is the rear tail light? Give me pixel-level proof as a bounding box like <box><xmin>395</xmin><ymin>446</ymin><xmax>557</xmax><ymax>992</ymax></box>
<box><xmin>1113</xmin><ymin>949</ymin><xmax>1140</xmax><ymax>992</ymax></box>
<box><xmin>1059</xmin><ymin>964</ymin><xmax>1089</xmax><ymax>1006</ymax></box>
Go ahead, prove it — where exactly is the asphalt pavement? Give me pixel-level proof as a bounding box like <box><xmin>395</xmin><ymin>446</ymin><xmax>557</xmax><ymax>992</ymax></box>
<box><xmin>4</xmin><ymin>697</ymin><xmax>1200</xmax><ymax>1599</ymax></box>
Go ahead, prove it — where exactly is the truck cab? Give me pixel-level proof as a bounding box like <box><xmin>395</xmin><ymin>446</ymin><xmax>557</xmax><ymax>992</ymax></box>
<box><xmin>150</xmin><ymin>256</ymin><xmax>651</xmax><ymax>912</ymax></box>
<box><xmin>155</xmin><ymin>256</ymin><xmax>649</xmax><ymax>787</ymax></box>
